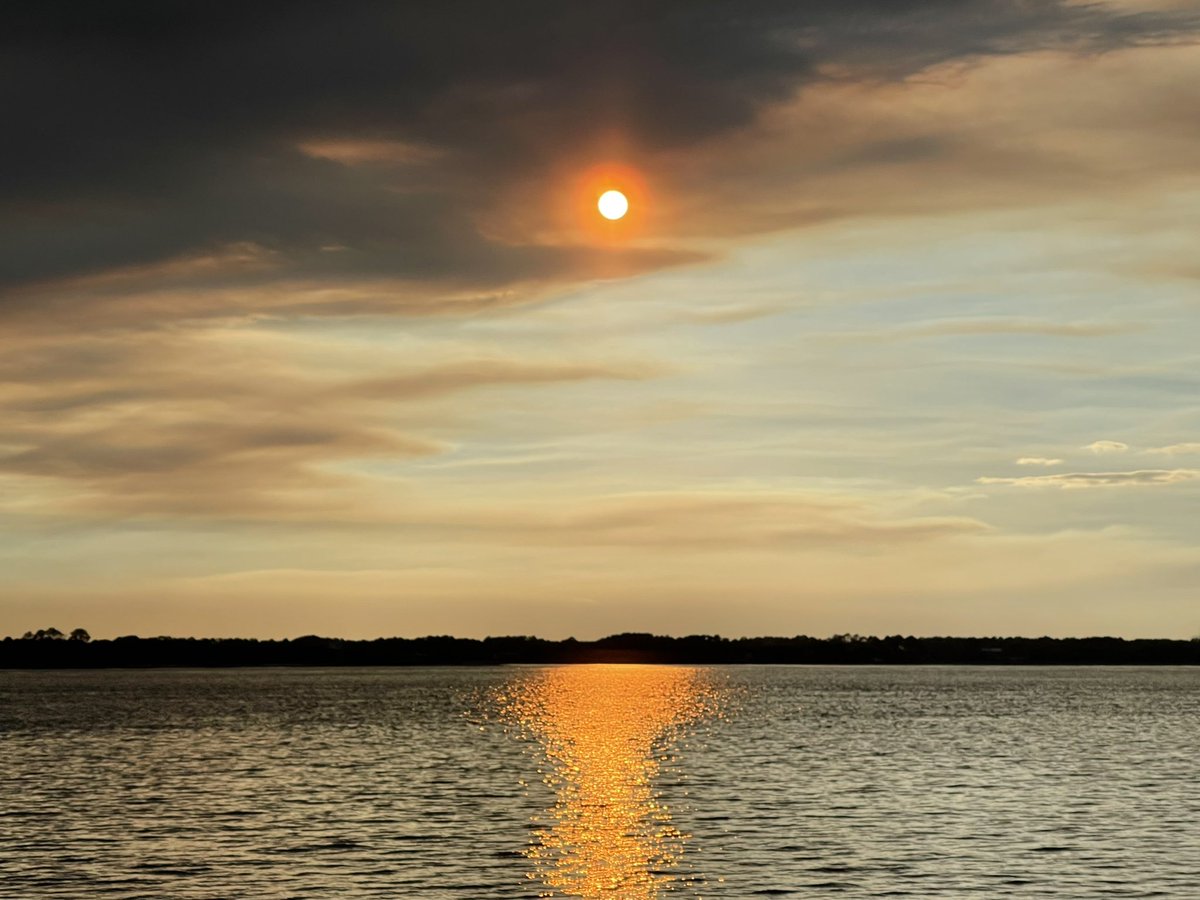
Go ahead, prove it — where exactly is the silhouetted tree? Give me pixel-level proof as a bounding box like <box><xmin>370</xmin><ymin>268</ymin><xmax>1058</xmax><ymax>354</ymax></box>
<box><xmin>69</xmin><ymin>628</ymin><xmax>91</xmax><ymax>643</ymax></box>
<box><xmin>22</xmin><ymin>627</ymin><xmax>65</xmax><ymax>640</ymax></box>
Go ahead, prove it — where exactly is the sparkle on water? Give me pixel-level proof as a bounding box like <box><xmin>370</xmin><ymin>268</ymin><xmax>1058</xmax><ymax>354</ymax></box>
<box><xmin>597</xmin><ymin>189</ymin><xmax>629</xmax><ymax>220</ymax></box>
<box><xmin>499</xmin><ymin>665</ymin><xmax>726</xmax><ymax>898</ymax></box>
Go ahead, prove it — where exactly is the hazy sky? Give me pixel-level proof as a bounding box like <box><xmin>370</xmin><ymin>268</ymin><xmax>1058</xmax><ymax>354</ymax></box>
<box><xmin>4</xmin><ymin>1</ymin><xmax>1200</xmax><ymax>639</ymax></box>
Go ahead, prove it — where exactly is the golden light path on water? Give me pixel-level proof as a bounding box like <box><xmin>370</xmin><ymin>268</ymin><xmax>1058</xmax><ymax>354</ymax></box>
<box><xmin>498</xmin><ymin>666</ymin><xmax>726</xmax><ymax>898</ymax></box>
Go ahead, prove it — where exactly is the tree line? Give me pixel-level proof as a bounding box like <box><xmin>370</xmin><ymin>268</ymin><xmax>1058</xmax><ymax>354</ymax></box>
<box><xmin>19</xmin><ymin>627</ymin><xmax>90</xmax><ymax>642</ymax></box>
<box><xmin>2</xmin><ymin>629</ymin><xmax>1199</xmax><ymax>667</ymax></box>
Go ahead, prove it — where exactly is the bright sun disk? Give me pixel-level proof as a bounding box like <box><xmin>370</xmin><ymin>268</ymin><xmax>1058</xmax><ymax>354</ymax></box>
<box><xmin>597</xmin><ymin>189</ymin><xmax>628</xmax><ymax>220</ymax></box>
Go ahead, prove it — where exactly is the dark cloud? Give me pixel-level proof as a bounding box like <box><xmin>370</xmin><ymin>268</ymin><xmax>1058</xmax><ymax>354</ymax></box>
<box><xmin>3</xmin><ymin>0</ymin><xmax>1197</xmax><ymax>312</ymax></box>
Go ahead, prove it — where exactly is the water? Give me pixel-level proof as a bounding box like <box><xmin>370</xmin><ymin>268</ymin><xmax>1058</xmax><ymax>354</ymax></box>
<box><xmin>1</xmin><ymin>666</ymin><xmax>1197</xmax><ymax>898</ymax></box>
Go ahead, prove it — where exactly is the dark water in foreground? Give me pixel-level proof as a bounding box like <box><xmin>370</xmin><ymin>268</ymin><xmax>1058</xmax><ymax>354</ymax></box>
<box><xmin>1</xmin><ymin>666</ymin><xmax>1197</xmax><ymax>898</ymax></box>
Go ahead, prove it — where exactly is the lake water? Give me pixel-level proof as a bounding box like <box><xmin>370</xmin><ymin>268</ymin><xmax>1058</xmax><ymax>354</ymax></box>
<box><xmin>1</xmin><ymin>666</ymin><xmax>1197</xmax><ymax>898</ymax></box>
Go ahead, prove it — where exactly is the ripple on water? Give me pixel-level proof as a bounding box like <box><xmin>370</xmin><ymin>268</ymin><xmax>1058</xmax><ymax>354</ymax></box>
<box><xmin>1</xmin><ymin>666</ymin><xmax>1198</xmax><ymax>898</ymax></box>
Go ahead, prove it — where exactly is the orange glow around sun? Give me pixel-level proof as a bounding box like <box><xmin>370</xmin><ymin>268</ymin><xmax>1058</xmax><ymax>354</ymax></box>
<box><xmin>482</xmin><ymin>159</ymin><xmax>652</xmax><ymax>250</ymax></box>
<box><xmin>572</xmin><ymin>162</ymin><xmax>648</xmax><ymax>241</ymax></box>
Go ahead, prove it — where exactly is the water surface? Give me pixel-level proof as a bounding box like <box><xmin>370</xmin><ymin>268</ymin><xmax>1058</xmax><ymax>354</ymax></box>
<box><xmin>2</xmin><ymin>666</ymin><xmax>1197</xmax><ymax>898</ymax></box>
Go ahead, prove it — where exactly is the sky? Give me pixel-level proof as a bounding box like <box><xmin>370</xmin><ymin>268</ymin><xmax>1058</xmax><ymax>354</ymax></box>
<box><xmin>3</xmin><ymin>0</ymin><xmax>1200</xmax><ymax>639</ymax></box>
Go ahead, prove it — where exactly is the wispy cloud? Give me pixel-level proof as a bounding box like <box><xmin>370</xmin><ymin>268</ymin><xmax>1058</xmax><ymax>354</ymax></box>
<box><xmin>1084</xmin><ymin>440</ymin><xmax>1130</xmax><ymax>454</ymax></box>
<box><xmin>346</xmin><ymin>359</ymin><xmax>658</xmax><ymax>401</ymax></box>
<box><xmin>978</xmin><ymin>469</ymin><xmax>1199</xmax><ymax>488</ymax></box>
<box><xmin>297</xmin><ymin>139</ymin><xmax>440</xmax><ymax>166</ymax></box>
<box><xmin>1016</xmin><ymin>457</ymin><xmax>1063</xmax><ymax>466</ymax></box>
<box><xmin>1145</xmin><ymin>442</ymin><xmax>1200</xmax><ymax>456</ymax></box>
<box><xmin>505</xmin><ymin>491</ymin><xmax>990</xmax><ymax>550</ymax></box>
<box><xmin>872</xmin><ymin>319</ymin><xmax>1139</xmax><ymax>342</ymax></box>
<box><xmin>0</xmin><ymin>330</ymin><xmax>660</xmax><ymax>520</ymax></box>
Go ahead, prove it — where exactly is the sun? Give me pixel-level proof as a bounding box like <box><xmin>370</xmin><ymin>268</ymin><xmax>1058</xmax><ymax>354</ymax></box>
<box><xmin>597</xmin><ymin>189</ymin><xmax>629</xmax><ymax>220</ymax></box>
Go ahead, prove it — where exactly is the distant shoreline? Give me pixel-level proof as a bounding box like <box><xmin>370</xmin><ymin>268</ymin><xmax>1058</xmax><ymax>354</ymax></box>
<box><xmin>3</xmin><ymin>633</ymin><xmax>1198</xmax><ymax>668</ymax></box>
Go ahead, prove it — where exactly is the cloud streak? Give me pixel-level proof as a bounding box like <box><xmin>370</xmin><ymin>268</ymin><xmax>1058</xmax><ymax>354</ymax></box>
<box><xmin>978</xmin><ymin>469</ymin><xmax>1200</xmax><ymax>488</ymax></box>
<box><xmin>1145</xmin><ymin>442</ymin><xmax>1200</xmax><ymax>456</ymax></box>
<box><xmin>0</xmin><ymin>330</ymin><xmax>657</xmax><ymax>519</ymax></box>
<box><xmin>504</xmin><ymin>491</ymin><xmax>990</xmax><ymax>549</ymax></box>
<box><xmin>886</xmin><ymin>319</ymin><xmax>1140</xmax><ymax>340</ymax></box>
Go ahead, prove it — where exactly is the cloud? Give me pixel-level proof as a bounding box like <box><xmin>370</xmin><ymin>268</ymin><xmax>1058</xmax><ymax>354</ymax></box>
<box><xmin>1145</xmin><ymin>442</ymin><xmax>1200</xmax><ymax>456</ymax></box>
<box><xmin>1085</xmin><ymin>440</ymin><xmax>1130</xmax><ymax>454</ymax></box>
<box><xmin>2</xmin><ymin>1</ymin><xmax>1197</xmax><ymax>328</ymax></box>
<box><xmin>345</xmin><ymin>358</ymin><xmax>659</xmax><ymax>401</ymax></box>
<box><xmin>504</xmin><ymin>491</ymin><xmax>990</xmax><ymax>549</ymax></box>
<box><xmin>1016</xmin><ymin>457</ymin><xmax>1063</xmax><ymax>466</ymax></box>
<box><xmin>661</xmin><ymin>40</ymin><xmax>1200</xmax><ymax>250</ymax></box>
<box><xmin>827</xmin><ymin>319</ymin><xmax>1141</xmax><ymax>345</ymax></box>
<box><xmin>672</xmin><ymin>302</ymin><xmax>788</xmax><ymax>326</ymax></box>
<box><xmin>297</xmin><ymin>139</ymin><xmax>441</xmax><ymax>166</ymax></box>
<box><xmin>978</xmin><ymin>469</ymin><xmax>1200</xmax><ymax>488</ymax></box>
<box><xmin>884</xmin><ymin>319</ymin><xmax>1139</xmax><ymax>341</ymax></box>
<box><xmin>0</xmin><ymin>329</ymin><xmax>656</xmax><ymax>519</ymax></box>
<box><xmin>2</xmin><ymin>243</ymin><xmax>711</xmax><ymax>333</ymax></box>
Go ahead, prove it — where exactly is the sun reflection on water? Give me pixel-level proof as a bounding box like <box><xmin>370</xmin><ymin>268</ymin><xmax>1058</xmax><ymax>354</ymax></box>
<box><xmin>498</xmin><ymin>665</ymin><xmax>725</xmax><ymax>898</ymax></box>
